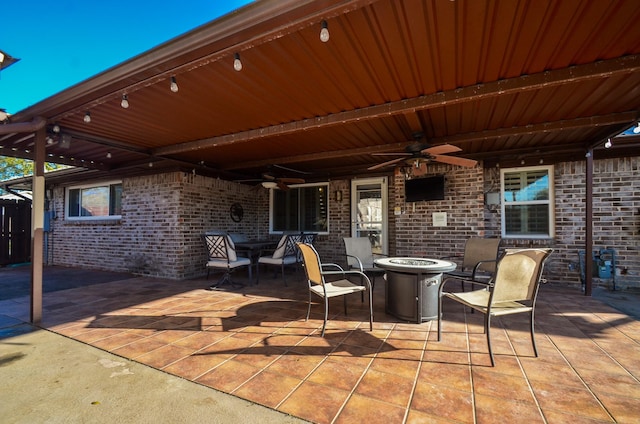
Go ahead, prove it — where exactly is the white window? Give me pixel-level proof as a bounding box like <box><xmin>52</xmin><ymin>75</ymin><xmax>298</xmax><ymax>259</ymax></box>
<box><xmin>500</xmin><ymin>166</ymin><xmax>554</xmax><ymax>238</ymax></box>
<box><xmin>270</xmin><ymin>183</ymin><xmax>328</xmax><ymax>234</ymax></box>
<box><xmin>65</xmin><ymin>181</ymin><xmax>122</xmax><ymax>220</ymax></box>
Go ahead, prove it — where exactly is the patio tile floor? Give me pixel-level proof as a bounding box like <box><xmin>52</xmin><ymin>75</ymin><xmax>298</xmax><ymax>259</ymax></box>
<box><xmin>1</xmin><ymin>267</ymin><xmax>639</xmax><ymax>423</ymax></box>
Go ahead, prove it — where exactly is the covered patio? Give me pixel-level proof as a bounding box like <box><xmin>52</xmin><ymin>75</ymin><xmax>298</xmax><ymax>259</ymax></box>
<box><xmin>2</xmin><ymin>266</ymin><xmax>639</xmax><ymax>423</ymax></box>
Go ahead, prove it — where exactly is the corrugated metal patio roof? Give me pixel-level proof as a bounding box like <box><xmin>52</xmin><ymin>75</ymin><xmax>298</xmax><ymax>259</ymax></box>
<box><xmin>2</xmin><ymin>0</ymin><xmax>639</xmax><ymax>183</ymax></box>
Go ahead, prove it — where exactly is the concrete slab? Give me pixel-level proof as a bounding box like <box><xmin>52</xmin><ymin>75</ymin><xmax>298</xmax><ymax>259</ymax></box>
<box><xmin>0</xmin><ymin>324</ymin><xmax>307</xmax><ymax>424</ymax></box>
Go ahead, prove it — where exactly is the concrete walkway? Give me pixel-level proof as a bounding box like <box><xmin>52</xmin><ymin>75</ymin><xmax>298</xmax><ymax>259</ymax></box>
<box><xmin>0</xmin><ymin>317</ymin><xmax>307</xmax><ymax>424</ymax></box>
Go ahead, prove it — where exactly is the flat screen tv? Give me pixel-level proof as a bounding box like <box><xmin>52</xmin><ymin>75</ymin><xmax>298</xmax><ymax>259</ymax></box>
<box><xmin>405</xmin><ymin>175</ymin><xmax>445</xmax><ymax>202</ymax></box>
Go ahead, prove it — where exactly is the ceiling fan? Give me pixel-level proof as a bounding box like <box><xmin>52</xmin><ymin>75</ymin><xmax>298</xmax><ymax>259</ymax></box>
<box><xmin>240</xmin><ymin>164</ymin><xmax>307</xmax><ymax>190</ymax></box>
<box><xmin>259</xmin><ymin>173</ymin><xmax>305</xmax><ymax>190</ymax></box>
<box><xmin>368</xmin><ymin>133</ymin><xmax>477</xmax><ymax>170</ymax></box>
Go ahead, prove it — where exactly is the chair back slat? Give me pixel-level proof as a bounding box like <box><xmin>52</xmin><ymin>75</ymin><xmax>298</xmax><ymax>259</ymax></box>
<box><xmin>204</xmin><ymin>233</ymin><xmax>235</xmax><ymax>261</ymax></box>
<box><xmin>461</xmin><ymin>237</ymin><xmax>501</xmax><ymax>272</ymax></box>
<box><xmin>491</xmin><ymin>248</ymin><xmax>553</xmax><ymax>303</ymax></box>
<box><xmin>297</xmin><ymin>242</ymin><xmax>323</xmax><ymax>286</ymax></box>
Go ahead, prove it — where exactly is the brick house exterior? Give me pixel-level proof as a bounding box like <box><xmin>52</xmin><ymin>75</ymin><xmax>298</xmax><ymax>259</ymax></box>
<box><xmin>45</xmin><ymin>156</ymin><xmax>639</xmax><ymax>289</ymax></box>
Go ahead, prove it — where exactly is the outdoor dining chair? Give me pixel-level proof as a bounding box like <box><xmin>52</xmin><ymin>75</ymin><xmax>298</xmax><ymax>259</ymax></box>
<box><xmin>203</xmin><ymin>232</ymin><xmax>252</xmax><ymax>289</ymax></box>
<box><xmin>297</xmin><ymin>242</ymin><xmax>373</xmax><ymax>337</ymax></box>
<box><xmin>343</xmin><ymin>237</ymin><xmax>387</xmax><ymax>290</ymax></box>
<box><xmin>256</xmin><ymin>233</ymin><xmax>302</xmax><ymax>286</ymax></box>
<box><xmin>437</xmin><ymin>248</ymin><xmax>553</xmax><ymax>366</ymax></box>
<box><xmin>442</xmin><ymin>237</ymin><xmax>501</xmax><ymax>289</ymax></box>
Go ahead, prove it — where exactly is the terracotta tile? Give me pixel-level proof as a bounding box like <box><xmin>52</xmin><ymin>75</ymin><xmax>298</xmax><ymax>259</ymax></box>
<box><xmin>355</xmin><ymin>368</ymin><xmax>414</xmax><ymax>406</ymax></box>
<box><xmin>233</xmin><ymin>369</ymin><xmax>301</xmax><ymax>408</ymax></box>
<box><xmin>232</xmin><ymin>345</ymin><xmax>285</xmax><ymax>369</ymax></box>
<box><xmin>90</xmin><ymin>331</ymin><xmax>145</xmax><ymax>351</ymax></box>
<box><xmin>196</xmin><ymin>359</ymin><xmax>260</xmax><ymax>393</ymax></box>
<box><xmin>520</xmin><ymin>357</ymin><xmax>585</xmax><ymax>388</ymax></box>
<box><xmin>162</xmin><ymin>353</ymin><xmax>226</xmax><ymax>380</ymax></box>
<box><xmin>197</xmin><ymin>334</ymin><xmax>254</xmax><ymax>358</ymax></box>
<box><xmin>308</xmin><ymin>357</ymin><xmax>367</xmax><ymax>391</ymax></box>
<box><xmin>335</xmin><ymin>393</ymin><xmax>406</xmax><ymax>424</ymax></box>
<box><xmin>111</xmin><ymin>337</ymin><xmax>168</xmax><ymax>359</ymax></box>
<box><xmin>370</xmin><ymin>356</ymin><xmax>420</xmax><ymax>380</ymax></box>
<box><xmin>472</xmin><ymin>367</ymin><xmax>536</xmax><ymax>403</ymax></box>
<box><xmin>475</xmin><ymin>393</ymin><xmax>545</xmax><ymax>423</ymax></box>
<box><xmin>266</xmin><ymin>352</ymin><xmax>324</xmax><ymax>379</ymax></box>
<box><xmin>418</xmin><ymin>362</ymin><xmax>471</xmax><ymax>392</ymax></box>
<box><xmin>411</xmin><ymin>380</ymin><xmax>473</xmax><ymax>423</ymax></box>
<box><xmin>279</xmin><ymin>380</ymin><xmax>350</xmax><ymax>424</ymax></box>
<box><xmin>135</xmin><ymin>343</ymin><xmax>193</xmax><ymax>368</ymax></box>
<box><xmin>171</xmin><ymin>331</ymin><xmax>224</xmax><ymax>350</ymax></box>
<box><xmin>590</xmin><ymin>392</ymin><xmax>640</xmax><ymax>423</ymax></box>
<box><xmin>405</xmin><ymin>408</ymin><xmax>460</xmax><ymax>423</ymax></box>
<box><xmin>578</xmin><ymin>368</ymin><xmax>640</xmax><ymax>398</ymax></box>
<box><xmin>530</xmin><ymin>380</ymin><xmax>612</xmax><ymax>422</ymax></box>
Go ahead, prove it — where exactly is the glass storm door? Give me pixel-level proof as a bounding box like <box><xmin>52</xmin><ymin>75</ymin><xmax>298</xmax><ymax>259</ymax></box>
<box><xmin>351</xmin><ymin>177</ymin><xmax>388</xmax><ymax>254</ymax></box>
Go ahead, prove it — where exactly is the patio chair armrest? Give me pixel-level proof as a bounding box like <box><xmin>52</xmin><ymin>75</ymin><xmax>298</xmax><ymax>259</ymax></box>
<box><xmin>321</xmin><ymin>263</ymin><xmax>345</xmax><ymax>272</ymax></box>
<box><xmin>471</xmin><ymin>259</ymin><xmax>497</xmax><ymax>279</ymax></box>
<box><xmin>345</xmin><ymin>254</ymin><xmax>364</xmax><ymax>272</ymax></box>
<box><xmin>441</xmin><ymin>275</ymin><xmax>492</xmax><ymax>291</ymax></box>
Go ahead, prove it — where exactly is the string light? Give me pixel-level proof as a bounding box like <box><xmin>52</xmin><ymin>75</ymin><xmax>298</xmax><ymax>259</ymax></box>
<box><xmin>121</xmin><ymin>94</ymin><xmax>129</xmax><ymax>109</ymax></box>
<box><xmin>320</xmin><ymin>20</ymin><xmax>330</xmax><ymax>42</ymax></box>
<box><xmin>170</xmin><ymin>76</ymin><xmax>179</xmax><ymax>93</ymax></box>
<box><xmin>633</xmin><ymin>122</ymin><xmax>640</xmax><ymax>134</ymax></box>
<box><xmin>604</xmin><ymin>138</ymin><xmax>612</xmax><ymax>148</ymax></box>
<box><xmin>233</xmin><ymin>53</ymin><xmax>242</xmax><ymax>71</ymax></box>
<box><xmin>84</xmin><ymin>111</ymin><xmax>91</xmax><ymax>123</ymax></box>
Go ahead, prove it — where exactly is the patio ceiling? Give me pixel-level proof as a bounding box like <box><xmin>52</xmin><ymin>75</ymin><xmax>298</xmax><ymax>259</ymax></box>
<box><xmin>2</xmin><ymin>0</ymin><xmax>640</xmax><ymax>184</ymax></box>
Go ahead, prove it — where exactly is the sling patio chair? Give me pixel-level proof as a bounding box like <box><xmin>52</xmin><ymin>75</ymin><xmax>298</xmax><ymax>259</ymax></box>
<box><xmin>297</xmin><ymin>242</ymin><xmax>373</xmax><ymax>337</ymax></box>
<box><xmin>343</xmin><ymin>236</ymin><xmax>387</xmax><ymax>289</ymax></box>
<box><xmin>442</xmin><ymin>237</ymin><xmax>501</xmax><ymax>289</ymax></box>
<box><xmin>437</xmin><ymin>248</ymin><xmax>553</xmax><ymax>366</ymax></box>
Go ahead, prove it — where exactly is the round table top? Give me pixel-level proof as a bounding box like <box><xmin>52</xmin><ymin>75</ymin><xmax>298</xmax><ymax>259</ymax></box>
<box><xmin>374</xmin><ymin>257</ymin><xmax>457</xmax><ymax>274</ymax></box>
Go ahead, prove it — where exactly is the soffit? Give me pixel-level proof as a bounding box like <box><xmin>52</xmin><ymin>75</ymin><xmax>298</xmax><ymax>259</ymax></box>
<box><xmin>2</xmin><ymin>0</ymin><xmax>639</xmax><ymax>184</ymax></box>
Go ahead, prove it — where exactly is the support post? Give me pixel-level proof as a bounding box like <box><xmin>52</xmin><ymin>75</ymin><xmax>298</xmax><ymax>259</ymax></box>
<box><xmin>30</xmin><ymin>126</ymin><xmax>46</xmax><ymax>323</ymax></box>
<box><xmin>584</xmin><ymin>148</ymin><xmax>594</xmax><ymax>296</ymax></box>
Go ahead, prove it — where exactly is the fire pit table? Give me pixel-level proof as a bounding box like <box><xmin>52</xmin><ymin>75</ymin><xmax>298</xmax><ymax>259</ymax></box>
<box><xmin>374</xmin><ymin>257</ymin><xmax>456</xmax><ymax>323</ymax></box>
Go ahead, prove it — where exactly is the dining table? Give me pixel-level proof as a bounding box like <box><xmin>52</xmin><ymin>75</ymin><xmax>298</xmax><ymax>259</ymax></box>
<box><xmin>374</xmin><ymin>257</ymin><xmax>456</xmax><ymax>323</ymax></box>
<box><xmin>234</xmin><ymin>240</ymin><xmax>278</xmax><ymax>275</ymax></box>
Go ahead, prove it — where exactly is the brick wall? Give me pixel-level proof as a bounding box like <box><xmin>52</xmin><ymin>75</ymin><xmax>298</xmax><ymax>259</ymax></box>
<box><xmin>46</xmin><ymin>157</ymin><xmax>639</xmax><ymax>289</ymax></box>
<box><xmin>48</xmin><ymin>172</ymin><xmax>268</xmax><ymax>279</ymax></box>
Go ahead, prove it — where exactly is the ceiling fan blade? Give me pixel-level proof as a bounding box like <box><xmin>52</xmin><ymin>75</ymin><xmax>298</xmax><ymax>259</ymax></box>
<box><xmin>279</xmin><ymin>177</ymin><xmax>305</xmax><ymax>184</ymax></box>
<box><xmin>371</xmin><ymin>152</ymin><xmax>411</xmax><ymax>156</ymax></box>
<box><xmin>431</xmin><ymin>154</ymin><xmax>478</xmax><ymax>167</ymax></box>
<box><xmin>422</xmin><ymin>144</ymin><xmax>461</xmax><ymax>155</ymax></box>
<box><xmin>277</xmin><ymin>181</ymin><xmax>290</xmax><ymax>190</ymax></box>
<box><xmin>272</xmin><ymin>164</ymin><xmax>312</xmax><ymax>174</ymax></box>
<box><xmin>368</xmin><ymin>157</ymin><xmax>405</xmax><ymax>170</ymax></box>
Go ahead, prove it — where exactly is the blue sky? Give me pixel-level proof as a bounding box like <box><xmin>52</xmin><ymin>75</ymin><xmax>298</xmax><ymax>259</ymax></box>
<box><xmin>1</xmin><ymin>1</ymin><xmax>252</xmax><ymax>115</ymax></box>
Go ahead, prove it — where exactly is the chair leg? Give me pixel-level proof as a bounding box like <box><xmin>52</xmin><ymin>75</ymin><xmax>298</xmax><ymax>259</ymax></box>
<box><xmin>281</xmin><ymin>263</ymin><xmax>287</xmax><ymax>286</ymax></box>
<box><xmin>306</xmin><ymin>292</ymin><xmax>312</xmax><ymax>321</ymax></box>
<box><xmin>368</xmin><ymin>289</ymin><xmax>373</xmax><ymax>331</ymax></box>
<box><xmin>530</xmin><ymin>310</ymin><xmax>538</xmax><ymax>357</ymax></box>
<box><xmin>486</xmin><ymin>313</ymin><xmax>494</xmax><ymax>366</ymax></box>
<box><xmin>437</xmin><ymin>290</ymin><xmax>443</xmax><ymax>341</ymax></box>
<box><xmin>321</xmin><ymin>297</ymin><xmax>328</xmax><ymax>337</ymax></box>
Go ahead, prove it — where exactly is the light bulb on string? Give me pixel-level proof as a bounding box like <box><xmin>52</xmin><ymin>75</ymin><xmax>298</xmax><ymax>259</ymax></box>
<box><xmin>84</xmin><ymin>111</ymin><xmax>91</xmax><ymax>123</ymax></box>
<box><xmin>170</xmin><ymin>76</ymin><xmax>179</xmax><ymax>93</ymax></box>
<box><xmin>320</xmin><ymin>20</ymin><xmax>330</xmax><ymax>42</ymax></box>
<box><xmin>121</xmin><ymin>94</ymin><xmax>129</xmax><ymax>109</ymax></box>
<box><xmin>233</xmin><ymin>53</ymin><xmax>242</xmax><ymax>71</ymax></box>
<box><xmin>604</xmin><ymin>138</ymin><xmax>612</xmax><ymax>148</ymax></box>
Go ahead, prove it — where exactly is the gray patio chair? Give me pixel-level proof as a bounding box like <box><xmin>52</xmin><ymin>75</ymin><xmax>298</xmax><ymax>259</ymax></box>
<box><xmin>297</xmin><ymin>242</ymin><xmax>373</xmax><ymax>337</ymax></box>
<box><xmin>438</xmin><ymin>248</ymin><xmax>553</xmax><ymax>366</ymax></box>
<box><xmin>203</xmin><ymin>232</ymin><xmax>252</xmax><ymax>289</ymax></box>
<box><xmin>442</xmin><ymin>237</ymin><xmax>501</xmax><ymax>289</ymax></box>
<box><xmin>343</xmin><ymin>237</ymin><xmax>387</xmax><ymax>290</ymax></box>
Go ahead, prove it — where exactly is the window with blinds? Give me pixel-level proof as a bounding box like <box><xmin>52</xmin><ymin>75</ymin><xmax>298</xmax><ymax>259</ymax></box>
<box><xmin>500</xmin><ymin>166</ymin><xmax>554</xmax><ymax>238</ymax></box>
<box><xmin>271</xmin><ymin>183</ymin><xmax>328</xmax><ymax>233</ymax></box>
